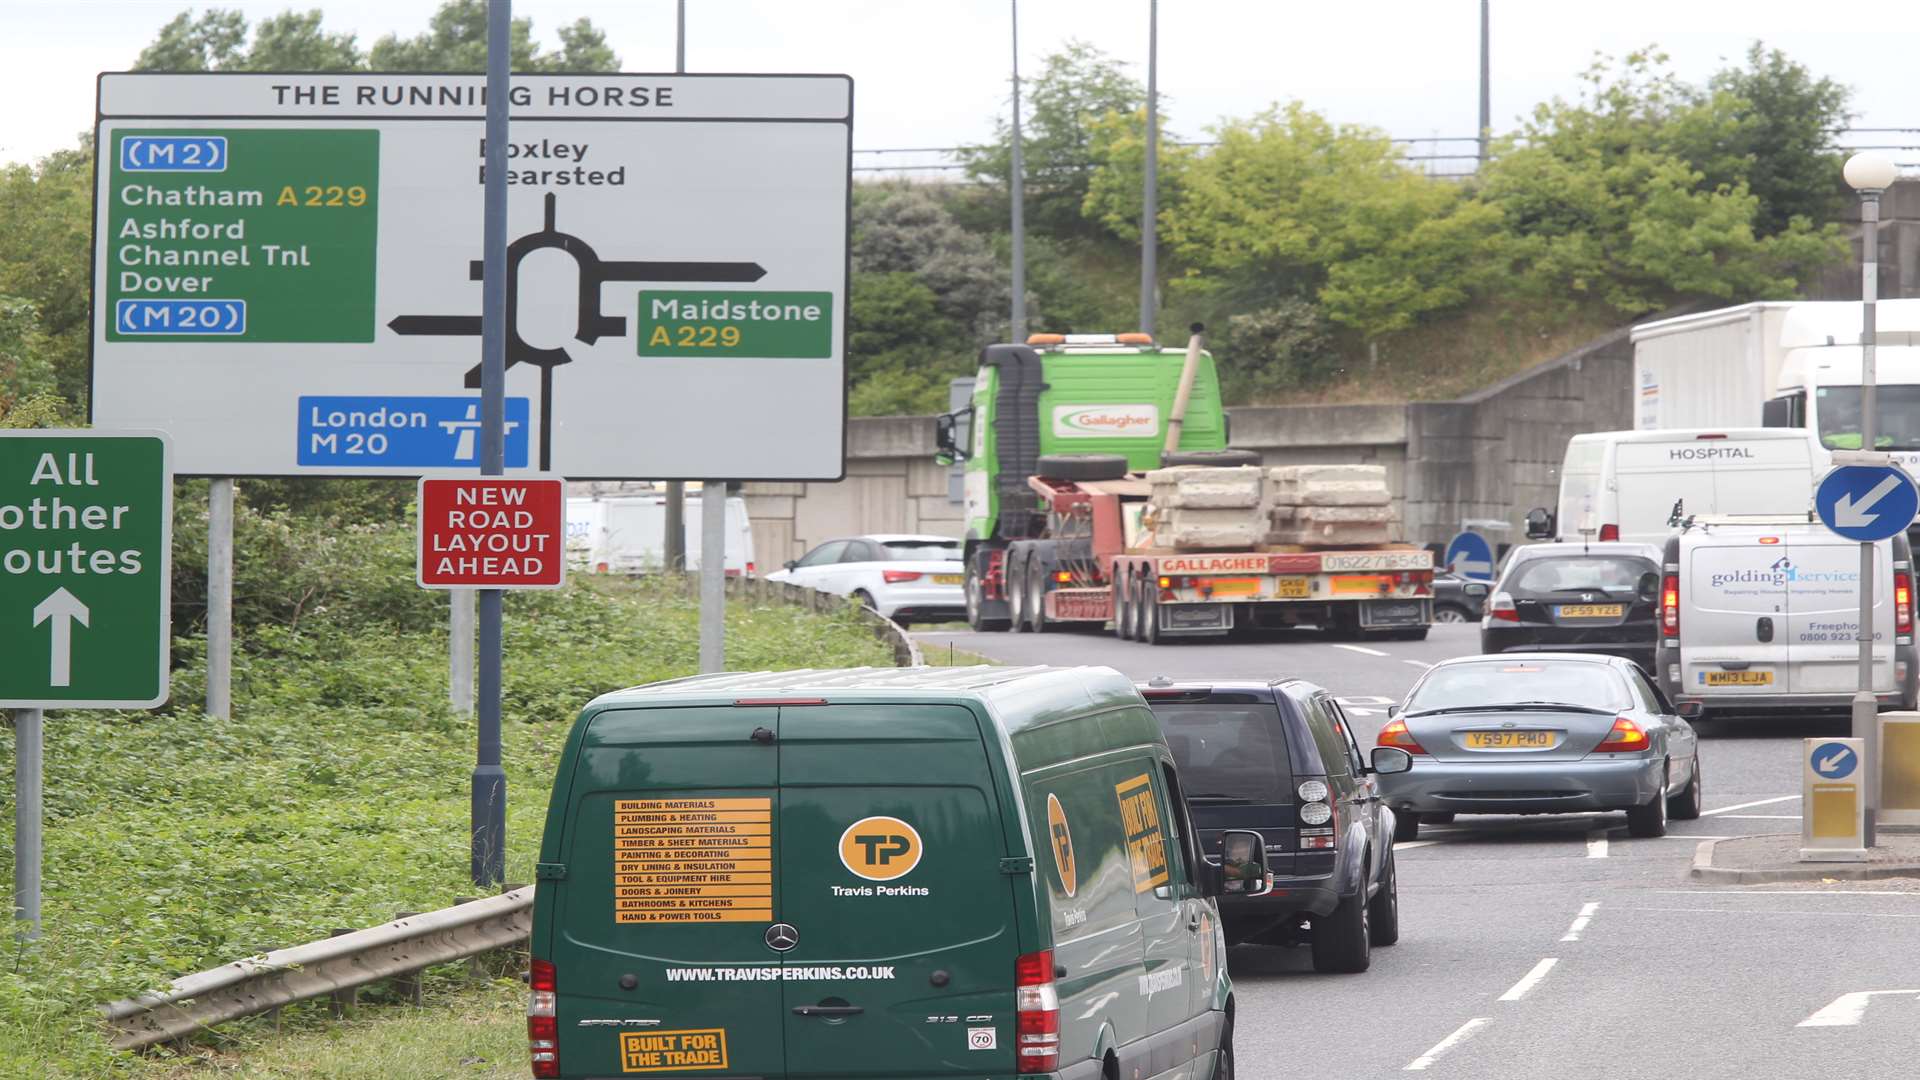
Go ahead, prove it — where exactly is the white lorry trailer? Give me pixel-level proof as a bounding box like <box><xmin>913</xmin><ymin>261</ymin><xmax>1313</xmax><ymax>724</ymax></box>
<box><xmin>1630</xmin><ymin>299</ymin><xmax>1920</xmax><ymax>472</ymax></box>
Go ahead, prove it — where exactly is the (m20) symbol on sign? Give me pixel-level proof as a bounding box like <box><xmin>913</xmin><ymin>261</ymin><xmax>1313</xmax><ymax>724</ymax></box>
<box><xmin>838</xmin><ymin>816</ymin><xmax>923</xmax><ymax>881</ymax></box>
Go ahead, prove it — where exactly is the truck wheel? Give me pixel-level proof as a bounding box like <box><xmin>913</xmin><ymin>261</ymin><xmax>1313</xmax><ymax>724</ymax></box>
<box><xmin>1160</xmin><ymin>449</ymin><xmax>1262</xmax><ymax>468</ymax></box>
<box><xmin>1036</xmin><ymin>453</ymin><xmax>1130</xmax><ymax>482</ymax></box>
<box><xmin>965</xmin><ymin>561</ymin><xmax>1010</xmax><ymax>632</ymax></box>
<box><xmin>1006</xmin><ymin>550</ymin><xmax>1030</xmax><ymax>632</ymax></box>
<box><xmin>1114</xmin><ymin>573</ymin><xmax>1134</xmax><ymax>640</ymax></box>
<box><xmin>1310</xmin><ymin>869</ymin><xmax>1372</xmax><ymax>973</ymax></box>
<box><xmin>1139</xmin><ymin>579</ymin><xmax>1163</xmax><ymax>645</ymax></box>
<box><xmin>1027</xmin><ymin>557</ymin><xmax>1051</xmax><ymax>633</ymax></box>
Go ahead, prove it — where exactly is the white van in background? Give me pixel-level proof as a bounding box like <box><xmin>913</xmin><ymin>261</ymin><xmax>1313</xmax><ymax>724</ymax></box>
<box><xmin>1655</xmin><ymin>517</ymin><xmax>1917</xmax><ymax>716</ymax></box>
<box><xmin>564</xmin><ymin>493</ymin><xmax>756</xmax><ymax>576</ymax></box>
<box><xmin>1535</xmin><ymin>428</ymin><xmax>1816</xmax><ymax>544</ymax></box>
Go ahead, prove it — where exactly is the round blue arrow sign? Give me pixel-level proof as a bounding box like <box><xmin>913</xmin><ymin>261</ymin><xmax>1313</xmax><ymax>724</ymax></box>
<box><xmin>1816</xmin><ymin>464</ymin><xmax>1920</xmax><ymax>542</ymax></box>
<box><xmin>1445</xmin><ymin>531</ymin><xmax>1497</xmax><ymax>581</ymax></box>
<box><xmin>1810</xmin><ymin>741</ymin><xmax>1858</xmax><ymax>780</ymax></box>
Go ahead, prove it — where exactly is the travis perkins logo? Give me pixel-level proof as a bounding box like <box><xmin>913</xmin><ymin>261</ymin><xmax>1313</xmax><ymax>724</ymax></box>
<box><xmin>1708</xmin><ymin>556</ymin><xmax>1859</xmax><ymax>589</ymax></box>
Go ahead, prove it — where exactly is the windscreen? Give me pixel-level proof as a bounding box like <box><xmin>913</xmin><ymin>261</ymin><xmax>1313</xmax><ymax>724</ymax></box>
<box><xmin>1509</xmin><ymin>555</ymin><xmax>1655</xmax><ymax>595</ymax></box>
<box><xmin>1817</xmin><ymin>386</ymin><xmax>1920</xmax><ymax>451</ymax></box>
<box><xmin>1150</xmin><ymin>703</ymin><xmax>1290</xmax><ymax>803</ymax></box>
<box><xmin>879</xmin><ymin>539</ymin><xmax>962</xmax><ymax>561</ymax></box>
<box><xmin>1408</xmin><ymin>661</ymin><xmax>1631</xmax><ymax>713</ymax></box>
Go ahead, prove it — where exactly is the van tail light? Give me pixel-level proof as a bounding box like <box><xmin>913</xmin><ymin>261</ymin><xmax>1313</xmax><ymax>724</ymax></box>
<box><xmin>746</xmin><ymin>561</ymin><xmax>756</xmax><ymax>575</ymax></box>
<box><xmin>1661</xmin><ymin>574</ymin><xmax>1680</xmax><ymax>637</ymax></box>
<box><xmin>1487</xmin><ymin>592</ymin><xmax>1519</xmax><ymax>622</ymax></box>
<box><xmin>1599</xmin><ymin>523</ymin><xmax>1620</xmax><ymax>541</ymax></box>
<box><xmin>1376</xmin><ymin>718</ymin><xmax>1428</xmax><ymax>755</ymax></box>
<box><xmin>1593</xmin><ymin>717</ymin><xmax>1651</xmax><ymax>753</ymax></box>
<box><xmin>1015</xmin><ymin>949</ymin><xmax>1060</xmax><ymax>1073</ymax></box>
<box><xmin>1898</xmin><ymin>571</ymin><xmax>1913</xmax><ymax>636</ymax></box>
<box><xmin>528</xmin><ymin>959</ymin><xmax>559</xmax><ymax>1079</ymax></box>
<box><xmin>882</xmin><ymin>569</ymin><xmax>924</xmax><ymax>584</ymax></box>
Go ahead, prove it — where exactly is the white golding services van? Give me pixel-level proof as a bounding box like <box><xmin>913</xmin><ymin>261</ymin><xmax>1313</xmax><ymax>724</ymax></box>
<box><xmin>1654</xmin><ymin>517</ymin><xmax>1919</xmax><ymax>716</ymax></box>
<box><xmin>1534</xmin><ymin>429</ymin><xmax>1816</xmax><ymax>545</ymax></box>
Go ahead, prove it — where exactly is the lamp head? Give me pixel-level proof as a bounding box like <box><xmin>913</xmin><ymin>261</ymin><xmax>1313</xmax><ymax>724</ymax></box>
<box><xmin>1845</xmin><ymin>151</ymin><xmax>1898</xmax><ymax>193</ymax></box>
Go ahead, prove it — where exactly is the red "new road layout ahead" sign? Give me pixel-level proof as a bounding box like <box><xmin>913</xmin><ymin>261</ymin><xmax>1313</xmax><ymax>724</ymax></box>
<box><xmin>417</xmin><ymin>477</ymin><xmax>566</xmax><ymax>589</ymax></box>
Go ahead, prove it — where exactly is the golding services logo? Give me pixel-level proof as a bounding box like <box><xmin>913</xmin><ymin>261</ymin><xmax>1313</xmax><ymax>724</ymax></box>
<box><xmin>1708</xmin><ymin>555</ymin><xmax>1858</xmax><ymax>591</ymax></box>
<box><xmin>1051</xmin><ymin>403</ymin><xmax>1160</xmax><ymax>439</ymax></box>
<box><xmin>1046</xmin><ymin>793</ymin><xmax>1077</xmax><ymax>898</ymax></box>
<box><xmin>838</xmin><ymin>816</ymin><xmax>923</xmax><ymax>881</ymax></box>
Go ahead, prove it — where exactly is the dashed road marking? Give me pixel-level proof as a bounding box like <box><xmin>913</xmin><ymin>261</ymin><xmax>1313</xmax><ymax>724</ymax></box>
<box><xmin>1585</xmin><ymin>831</ymin><xmax>1609</xmax><ymax>858</ymax></box>
<box><xmin>1404</xmin><ymin>1018</ymin><xmax>1490</xmax><ymax>1071</ymax></box>
<box><xmin>1619</xmin><ymin>907</ymin><xmax>1920</xmax><ymax>920</ymax></box>
<box><xmin>1332</xmin><ymin>644</ymin><xmax>1390</xmax><ymax>657</ymax></box>
<box><xmin>1394</xmin><ymin>840</ymin><xmax>1443</xmax><ymax>851</ymax></box>
<box><xmin>1717</xmin><ymin>814</ymin><xmax>1802</xmax><ymax>820</ymax></box>
<box><xmin>1403</xmin><ymin>659</ymin><xmax>1432</xmax><ymax>668</ymax></box>
<box><xmin>1700</xmin><ymin>795</ymin><xmax>1799</xmax><ymax>817</ymax></box>
<box><xmin>1561</xmin><ymin>902</ymin><xmax>1599</xmax><ymax>942</ymax></box>
<box><xmin>1798</xmin><ymin>990</ymin><xmax>1920</xmax><ymax>1028</ymax></box>
<box><xmin>1498</xmin><ymin>958</ymin><xmax>1559</xmax><ymax>1002</ymax></box>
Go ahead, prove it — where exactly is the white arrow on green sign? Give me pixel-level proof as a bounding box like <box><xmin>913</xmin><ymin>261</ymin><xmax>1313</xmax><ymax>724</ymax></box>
<box><xmin>0</xmin><ymin>431</ymin><xmax>172</xmax><ymax>709</ymax></box>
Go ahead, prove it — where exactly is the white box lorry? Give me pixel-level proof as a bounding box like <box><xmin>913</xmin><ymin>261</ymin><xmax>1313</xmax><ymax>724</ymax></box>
<box><xmin>564</xmin><ymin>493</ymin><xmax>755</xmax><ymax>576</ymax></box>
<box><xmin>1631</xmin><ymin>299</ymin><xmax>1920</xmax><ymax>473</ymax></box>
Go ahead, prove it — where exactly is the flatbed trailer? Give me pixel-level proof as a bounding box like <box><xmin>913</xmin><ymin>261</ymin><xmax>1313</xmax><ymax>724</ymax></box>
<box><xmin>1000</xmin><ymin>474</ymin><xmax>1434</xmax><ymax>643</ymax></box>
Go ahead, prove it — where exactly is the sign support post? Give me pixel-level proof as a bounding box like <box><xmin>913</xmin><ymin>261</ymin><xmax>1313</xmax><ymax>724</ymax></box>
<box><xmin>13</xmin><ymin>709</ymin><xmax>42</xmax><ymax>941</ymax></box>
<box><xmin>471</xmin><ymin>0</ymin><xmax>511</xmax><ymax>889</ymax></box>
<box><xmin>449</xmin><ymin>588</ymin><xmax>475</xmax><ymax>715</ymax></box>
<box><xmin>1856</xmin><ymin>181</ymin><xmax>1884</xmax><ymax>847</ymax></box>
<box><xmin>700</xmin><ymin>482</ymin><xmax>726</xmax><ymax>672</ymax></box>
<box><xmin>206</xmin><ymin>477</ymin><xmax>234</xmax><ymax>719</ymax></box>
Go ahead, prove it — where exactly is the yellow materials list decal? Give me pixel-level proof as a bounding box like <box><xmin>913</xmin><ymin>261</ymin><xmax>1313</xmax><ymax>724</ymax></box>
<box><xmin>614</xmin><ymin>798</ymin><xmax>773</xmax><ymax>924</ymax></box>
<box><xmin>620</xmin><ymin>1028</ymin><xmax>730</xmax><ymax>1073</ymax></box>
<box><xmin>1115</xmin><ymin>773</ymin><xmax>1170</xmax><ymax>892</ymax></box>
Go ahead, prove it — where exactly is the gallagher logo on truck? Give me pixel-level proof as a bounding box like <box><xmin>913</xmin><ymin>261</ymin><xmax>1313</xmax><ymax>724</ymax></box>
<box><xmin>1052</xmin><ymin>404</ymin><xmax>1160</xmax><ymax>439</ymax></box>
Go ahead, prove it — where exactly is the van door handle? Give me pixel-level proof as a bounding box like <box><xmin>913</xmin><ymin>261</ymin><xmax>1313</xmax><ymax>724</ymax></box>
<box><xmin>792</xmin><ymin>1005</ymin><xmax>864</xmax><ymax>1017</ymax></box>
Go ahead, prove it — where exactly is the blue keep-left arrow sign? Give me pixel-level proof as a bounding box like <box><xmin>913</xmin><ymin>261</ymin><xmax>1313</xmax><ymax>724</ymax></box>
<box><xmin>1811</xmin><ymin>741</ymin><xmax>1858</xmax><ymax>779</ymax></box>
<box><xmin>1816</xmin><ymin>464</ymin><xmax>1920</xmax><ymax>542</ymax></box>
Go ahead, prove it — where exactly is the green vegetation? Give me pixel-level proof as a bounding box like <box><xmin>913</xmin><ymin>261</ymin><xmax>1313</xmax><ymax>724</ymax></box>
<box><xmin>0</xmin><ymin>495</ymin><xmax>893</xmax><ymax>1078</ymax></box>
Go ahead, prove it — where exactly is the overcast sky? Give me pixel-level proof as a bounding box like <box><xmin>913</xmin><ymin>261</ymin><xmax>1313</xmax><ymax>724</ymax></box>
<box><xmin>5</xmin><ymin>0</ymin><xmax>1918</xmax><ymax>171</ymax></box>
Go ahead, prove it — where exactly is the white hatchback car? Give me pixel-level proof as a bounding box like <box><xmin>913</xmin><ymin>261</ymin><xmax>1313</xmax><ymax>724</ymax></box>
<box><xmin>766</xmin><ymin>534</ymin><xmax>966</xmax><ymax>626</ymax></box>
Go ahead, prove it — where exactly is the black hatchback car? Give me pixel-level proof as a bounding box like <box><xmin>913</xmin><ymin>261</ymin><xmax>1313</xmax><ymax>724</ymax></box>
<box><xmin>1482</xmin><ymin>542</ymin><xmax>1663</xmax><ymax>672</ymax></box>
<box><xmin>1140</xmin><ymin>678</ymin><xmax>1413</xmax><ymax>973</ymax></box>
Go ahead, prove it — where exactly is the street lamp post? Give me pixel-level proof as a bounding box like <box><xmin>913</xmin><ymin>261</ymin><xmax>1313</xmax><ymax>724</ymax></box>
<box><xmin>1844</xmin><ymin>150</ymin><xmax>1898</xmax><ymax>847</ymax></box>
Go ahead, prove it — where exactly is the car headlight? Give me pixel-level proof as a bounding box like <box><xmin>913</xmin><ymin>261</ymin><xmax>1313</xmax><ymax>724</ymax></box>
<box><xmin>1298</xmin><ymin>802</ymin><xmax>1333</xmax><ymax>825</ymax></box>
<box><xmin>1297</xmin><ymin>780</ymin><xmax>1329</xmax><ymax>802</ymax></box>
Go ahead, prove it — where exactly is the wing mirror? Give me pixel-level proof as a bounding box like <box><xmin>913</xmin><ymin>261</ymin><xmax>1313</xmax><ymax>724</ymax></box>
<box><xmin>783</xmin><ymin>560</ymin><xmax>799</xmax><ymax>571</ymax></box>
<box><xmin>1370</xmin><ymin>746</ymin><xmax>1413</xmax><ymax>774</ymax></box>
<box><xmin>934</xmin><ymin>406</ymin><xmax>973</xmax><ymax>463</ymax></box>
<box><xmin>1638</xmin><ymin>571</ymin><xmax>1661</xmax><ymax>603</ymax></box>
<box><xmin>1386</xmin><ymin>703</ymin><xmax>1400</xmax><ymax>718</ymax></box>
<box><xmin>1217</xmin><ymin>830</ymin><xmax>1273</xmax><ymax>898</ymax></box>
<box><xmin>1675</xmin><ymin>700</ymin><xmax>1704</xmax><ymax>719</ymax></box>
<box><xmin>1524</xmin><ymin>507</ymin><xmax>1555</xmax><ymax>540</ymax></box>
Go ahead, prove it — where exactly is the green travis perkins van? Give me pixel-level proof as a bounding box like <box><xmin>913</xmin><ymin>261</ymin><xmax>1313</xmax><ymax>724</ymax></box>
<box><xmin>527</xmin><ymin>665</ymin><xmax>1271</xmax><ymax>1080</ymax></box>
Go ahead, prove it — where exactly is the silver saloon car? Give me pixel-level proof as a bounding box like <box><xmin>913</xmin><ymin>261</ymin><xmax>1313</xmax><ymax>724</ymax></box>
<box><xmin>1375</xmin><ymin>653</ymin><xmax>1701</xmax><ymax>841</ymax></box>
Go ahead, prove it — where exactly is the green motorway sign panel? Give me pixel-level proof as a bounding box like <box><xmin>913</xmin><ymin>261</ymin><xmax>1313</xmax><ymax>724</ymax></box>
<box><xmin>0</xmin><ymin>432</ymin><xmax>172</xmax><ymax>709</ymax></box>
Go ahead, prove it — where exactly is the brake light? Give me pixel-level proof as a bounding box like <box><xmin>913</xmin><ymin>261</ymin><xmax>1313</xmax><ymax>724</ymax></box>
<box><xmin>1054</xmin><ymin>569</ymin><xmax>1073</xmax><ymax>584</ymax></box>
<box><xmin>733</xmin><ymin>698</ymin><xmax>827</xmax><ymax>706</ymax></box>
<box><xmin>882</xmin><ymin>569</ymin><xmax>923</xmax><ymax>584</ymax></box>
<box><xmin>746</xmin><ymin>561</ymin><xmax>756</xmax><ymax>574</ymax></box>
<box><xmin>1899</xmin><ymin>572</ymin><xmax>1913</xmax><ymax>636</ymax></box>
<box><xmin>1158</xmin><ymin>576</ymin><xmax>1173</xmax><ymax>589</ymax></box>
<box><xmin>1661</xmin><ymin>574</ymin><xmax>1680</xmax><ymax>637</ymax></box>
<box><xmin>1487</xmin><ymin>592</ymin><xmax>1518</xmax><ymax>622</ymax></box>
<box><xmin>1599</xmin><ymin>523</ymin><xmax>1620</xmax><ymax>541</ymax></box>
<box><xmin>1593</xmin><ymin>717</ymin><xmax>1650</xmax><ymax>753</ymax></box>
<box><xmin>1015</xmin><ymin>949</ymin><xmax>1060</xmax><ymax>1073</ymax></box>
<box><xmin>1377</xmin><ymin>718</ymin><xmax>1428</xmax><ymax>754</ymax></box>
<box><xmin>528</xmin><ymin>959</ymin><xmax>559</xmax><ymax>1078</ymax></box>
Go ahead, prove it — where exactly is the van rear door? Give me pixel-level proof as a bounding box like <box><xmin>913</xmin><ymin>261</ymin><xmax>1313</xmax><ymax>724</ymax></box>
<box><xmin>550</xmin><ymin>704</ymin><xmax>785</xmax><ymax>1079</ymax></box>
<box><xmin>1681</xmin><ymin>537</ymin><xmax>1791</xmax><ymax>696</ymax></box>
<box><xmin>776</xmin><ymin>703</ymin><xmax>1022</xmax><ymax>1079</ymax></box>
<box><xmin>1783</xmin><ymin>536</ymin><xmax>1895</xmax><ymax>694</ymax></box>
<box><xmin>1708</xmin><ymin>437</ymin><xmax>1814</xmax><ymax>518</ymax></box>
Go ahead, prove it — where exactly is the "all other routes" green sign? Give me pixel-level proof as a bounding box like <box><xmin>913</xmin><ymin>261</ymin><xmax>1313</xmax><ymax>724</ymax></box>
<box><xmin>0</xmin><ymin>432</ymin><xmax>172</xmax><ymax>709</ymax></box>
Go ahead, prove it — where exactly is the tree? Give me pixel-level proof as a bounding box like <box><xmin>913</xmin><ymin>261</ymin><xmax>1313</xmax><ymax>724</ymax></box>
<box><xmin>1218</xmin><ymin>300</ymin><xmax>1343</xmax><ymax>400</ymax></box>
<box><xmin>960</xmin><ymin>42</ymin><xmax>1147</xmax><ymax>235</ymax></box>
<box><xmin>133</xmin><ymin>8</ymin><xmax>249</xmax><ymax>71</ymax></box>
<box><xmin>243</xmin><ymin>10</ymin><xmax>362</xmax><ymax>71</ymax></box>
<box><xmin>0</xmin><ymin>148</ymin><xmax>93</xmax><ymax>408</ymax></box>
<box><xmin>853</xmin><ymin>185</ymin><xmax>1007</xmax><ymax>341</ymax></box>
<box><xmin>1691</xmin><ymin>42</ymin><xmax>1853</xmax><ymax>237</ymax></box>
<box><xmin>369</xmin><ymin>0</ymin><xmax>617</xmax><ymax>72</ymax></box>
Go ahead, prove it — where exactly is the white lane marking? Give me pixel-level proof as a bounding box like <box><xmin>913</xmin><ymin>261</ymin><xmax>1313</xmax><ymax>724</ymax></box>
<box><xmin>1332</xmin><ymin>644</ymin><xmax>1390</xmax><ymax>657</ymax></box>
<box><xmin>1798</xmin><ymin>990</ymin><xmax>1920</xmax><ymax>1028</ymax></box>
<box><xmin>1404</xmin><ymin>1018</ymin><xmax>1490</xmax><ymax>1071</ymax></box>
<box><xmin>1394</xmin><ymin>840</ymin><xmax>1443</xmax><ymax>850</ymax></box>
<box><xmin>1619</xmin><ymin>907</ymin><xmax>1920</xmax><ymax>919</ymax></box>
<box><xmin>1650</xmin><ymin>834</ymin><xmax>1732</xmax><ymax>840</ymax></box>
<box><xmin>1650</xmin><ymin>889</ymin><xmax>1920</xmax><ymax>897</ymax></box>
<box><xmin>1404</xmin><ymin>659</ymin><xmax>1433</xmax><ymax>669</ymax></box>
<box><xmin>1498</xmin><ymin>958</ymin><xmax>1559</xmax><ymax>1002</ymax></box>
<box><xmin>1717</xmin><ymin>814</ymin><xmax>1802</xmax><ymax>820</ymax></box>
<box><xmin>1700</xmin><ymin>795</ymin><xmax>1800</xmax><ymax>817</ymax></box>
<box><xmin>1585</xmin><ymin>831</ymin><xmax>1609</xmax><ymax>858</ymax></box>
<box><xmin>1561</xmin><ymin>902</ymin><xmax>1599</xmax><ymax>942</ymax></box>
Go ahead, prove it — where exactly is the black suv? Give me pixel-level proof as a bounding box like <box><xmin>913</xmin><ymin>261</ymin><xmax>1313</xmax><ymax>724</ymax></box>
<box><xmin>1140</xmin><ymin>679</ymin><xmax>1413</xmax><ymax>973</ymax></box>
